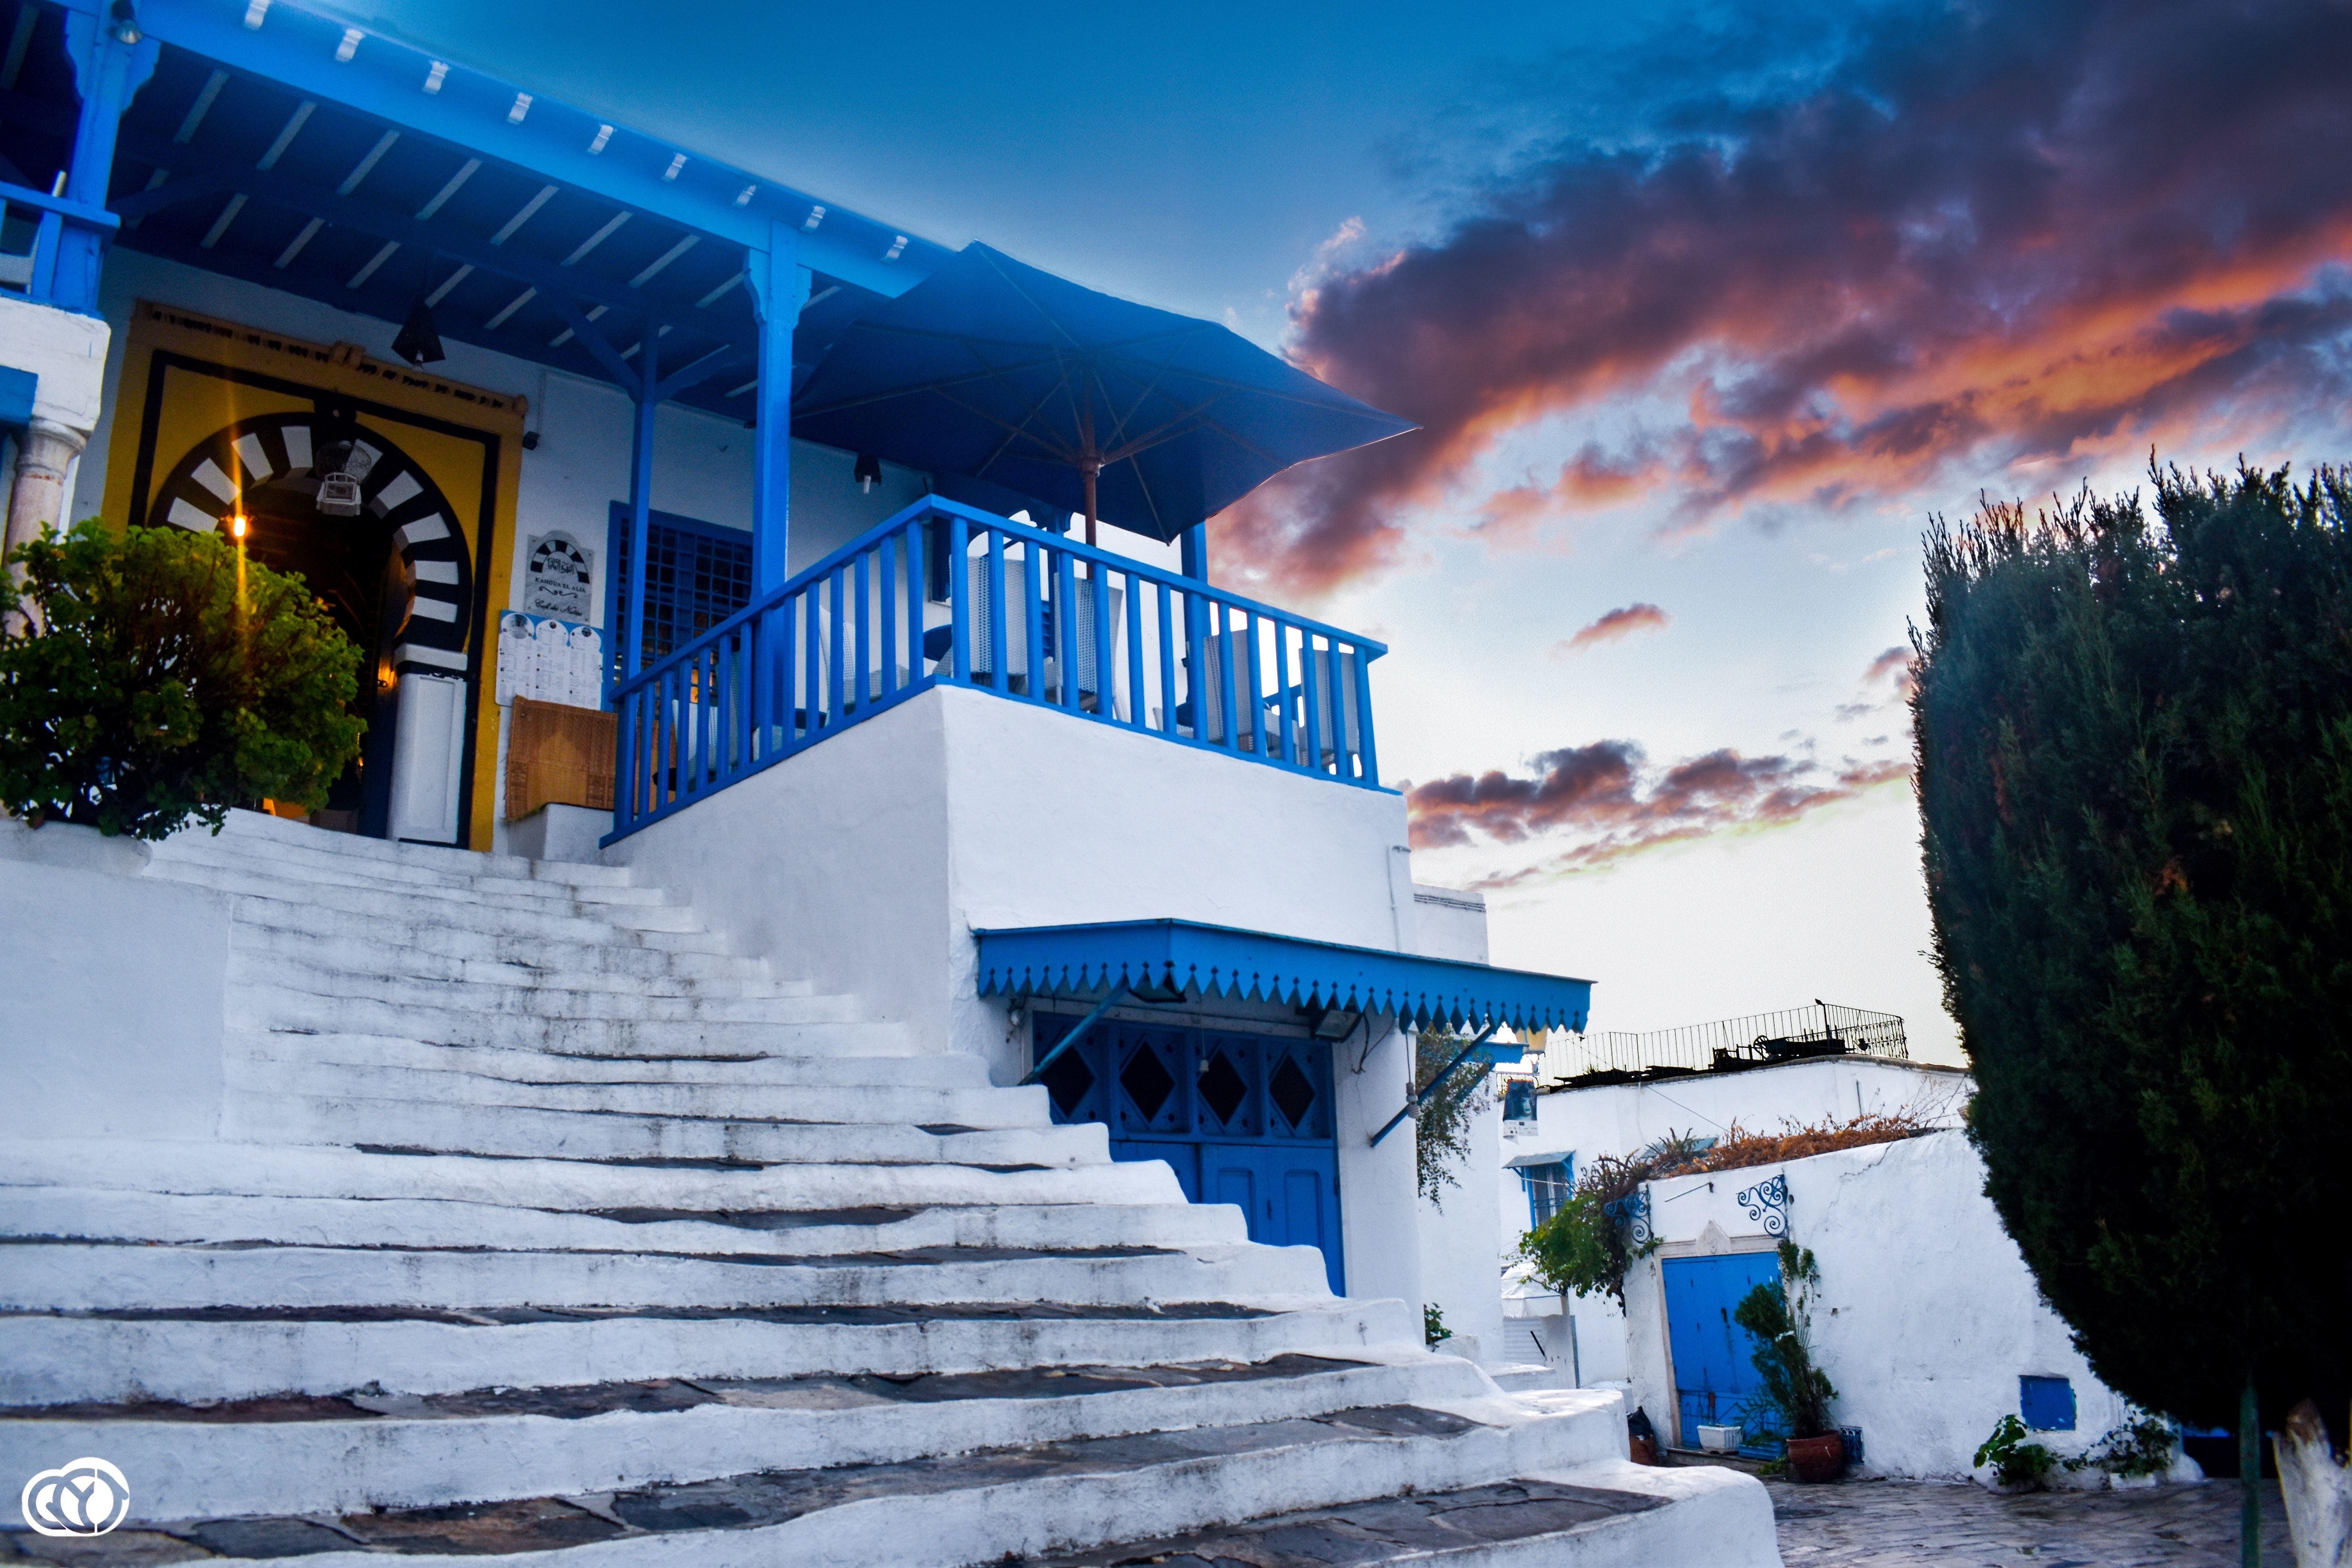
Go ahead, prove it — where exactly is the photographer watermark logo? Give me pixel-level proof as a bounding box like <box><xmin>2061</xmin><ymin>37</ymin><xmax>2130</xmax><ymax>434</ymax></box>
<box><xmin>21</xmin><ymin>1457</ymin><xmax>130</xmax><ymax>1537</ymax></box>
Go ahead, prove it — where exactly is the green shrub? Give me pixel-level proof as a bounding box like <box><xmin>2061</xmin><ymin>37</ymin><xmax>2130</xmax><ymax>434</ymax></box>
<box><xmin>1975</xmin><ymin>1414</ymin><xmax>2059</xmax><ymax>1489</ymax></box>
<box><xmin>1914</xmin><ymin>462</ymin><xmax>2352</xmax><ymax>1441</ymax></box>
<box><xmin>1733</xmin><ymin>1241</ymin><xmax>1837</xmax><ymax>1440</ymax></box>
<box><xmin>1422</xmin><ymin>1304</ymin><xmax>1450</xmax><ymax>1346</ymax></box>
<box><xmin>2066</xmin><ymin>1412</ymin><xmax>2179</xmax><ymax>1480</ymax></box>
<box><xmin>1</xmin><ymin>521</ymin><xmax>365</xmax><ymax>839</ymax></box>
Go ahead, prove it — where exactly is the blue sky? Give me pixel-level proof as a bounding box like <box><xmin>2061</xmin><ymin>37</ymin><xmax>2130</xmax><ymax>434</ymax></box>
<box><xmin>339</xmin><ymin>0</ymin><xmax>2352</xmax><ymax>1065</ymax></box>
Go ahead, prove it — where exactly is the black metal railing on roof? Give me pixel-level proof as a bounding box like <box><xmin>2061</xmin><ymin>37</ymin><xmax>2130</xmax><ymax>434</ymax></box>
<box><xmin>1529</xmin><ymin>1001</ymin><xmax>1907</xmax><ymax>1087</ymax></box>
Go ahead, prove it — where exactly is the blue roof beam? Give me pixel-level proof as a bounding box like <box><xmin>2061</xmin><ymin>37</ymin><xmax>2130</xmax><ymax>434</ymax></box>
<box><xmin>125</xmin><ymin>0</ymin><xmax>950</xmax><ymax>299</ymax></box>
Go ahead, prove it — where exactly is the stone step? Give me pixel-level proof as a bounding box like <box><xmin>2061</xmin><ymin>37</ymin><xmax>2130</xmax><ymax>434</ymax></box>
<box><xmin>0</xmin><ymin>1187</ymin><xmax>1249</xmax><ymax>1259</ymax></box>
<box><xmin>225</xmin><ymin>904</ymin><xmax>745</xmax><ymax>968</ymax></box>
<box><xmin>228</xmin><ymin>934</ymin><xmax>789</xmax><ymax>996</ymax></box>
<box><xmin>230</xmin><ymin>1032</ymin><xmax>992</xmax><ymax>1090</ymax></box>
<box><xmin>234</xmin><ymin>965</ymin><xmax>864</xmax><ymax>1023</ymax></box>
<box><xmin>1030</xmin><ymin>1460</ymin><xmax>1775</xmax><ymax>1568</ymax></box>
<box><xmin>150</xmin><ymin>836</ymin><xmax>671</xmax><ymax>907</ymax></box>
<box><xmin>219</xmin><ymin>1092</ymin><xmax>1096</xmax><ymax>1165</ymax></box>
<box><xmin>213</xmin><ymin>889</ymin><xmax>742</xmax><ymax>958</ymax></box>
<box><xmin>1</xmin><ymin>1238</ymin><xmax>1335</xmax><ymax>1314</ymax></box>
<box><xmin>235</xmin><ymin>989</ymin><xmax>902</xmax><ymax>1056</ymax></box>
<box><xmin>0</xmin><ymin>1398</ymin><xmax>1631</xmax><ymax>1566</ymax></box>
<box><xmin>186</xmin><ymin>873</ymin><xmax>709</xmax><ymax>941</ymax></box>
<box><xmin>225</xmin><ymin>1058</ymin><xmax>1054</xmax><ymax>1130</ymax></box>
<box><xmin>0</xmin><ymin>1140</ymin><xmax>1188</xmax><ymax>1213</ymax></box>
<box><xmin>167</xmin><ymin>809</ymin><xmax>637</xmax><ymax>888</ymax></box>
<box><xmin>0</xmin><ymin>1353</ymin><xmax>1502</xmax><ymax>1521</ymax></box>
<box><xmin>0</xmin><ymin>1299</ymin><xmax>1423</xmax><ymax>1405</ymax></box>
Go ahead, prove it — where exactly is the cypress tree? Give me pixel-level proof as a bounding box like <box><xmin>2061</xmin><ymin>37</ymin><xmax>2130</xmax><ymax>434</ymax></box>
<box><xmin>1912</xmin><ymin>464</ymin><xmax>2351</xmax><ymax>1501</ymax></box>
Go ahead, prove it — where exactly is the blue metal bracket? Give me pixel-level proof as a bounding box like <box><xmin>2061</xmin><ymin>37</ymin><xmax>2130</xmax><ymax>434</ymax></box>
<box><xmin>1369</xmin><ymin>1022</ymin><xmax>1498</xmax><ymax>1147</ymax></box>
<box><xmin>1019</xmin><ymin>988</ymin><xmax>1128</xmax><ymax>1088</ymax></box>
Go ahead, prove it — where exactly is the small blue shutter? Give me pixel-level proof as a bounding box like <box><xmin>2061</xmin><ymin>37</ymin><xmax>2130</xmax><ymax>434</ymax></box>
<box><xmin>2019</xmin><ymin>1375</ymin><xmax>2076</xmax><ymax>1431</ymax></box>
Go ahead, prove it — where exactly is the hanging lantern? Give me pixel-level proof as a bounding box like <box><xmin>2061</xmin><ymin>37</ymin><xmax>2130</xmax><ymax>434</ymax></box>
<box><xmin>314</xmin><ymin>435</ymin><xmax>375</xmax><ymax>517</ymax></box>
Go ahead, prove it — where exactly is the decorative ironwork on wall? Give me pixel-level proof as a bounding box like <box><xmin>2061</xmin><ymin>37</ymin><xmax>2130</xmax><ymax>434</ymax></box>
<box><xmin>1604</xmin><ymin>1188</ymin><xmax>1653</xmax><ymax>1249</ymax></box>
<box><xmin>1736</xmin><ymin>1172</ymin><xmax>1790</xmax><ymax>1238</ymax></box>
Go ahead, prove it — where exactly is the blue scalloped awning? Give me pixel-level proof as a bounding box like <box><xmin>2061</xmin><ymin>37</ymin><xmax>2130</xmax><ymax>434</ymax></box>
<box><xmin>974</xmin><ymin>919</ymin><xmax>1591</xmax><ymax>1033</ymax></box>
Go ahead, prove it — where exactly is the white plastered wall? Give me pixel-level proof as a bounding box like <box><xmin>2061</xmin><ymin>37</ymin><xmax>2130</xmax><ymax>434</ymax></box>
<box><xmin>0</xmin><ymin>820</ymin><xmax>230</xmax><ymax>1142</ymax></box>
<box><xmin>1621</xmin><ymin>1131</ymin><xmax>2136</xmax><ymax>1477</ymax></box>
<box><xmin>600</xmin><ymin>682</ymin><xmax>1431</xmax><ymax>1305</ymax></box>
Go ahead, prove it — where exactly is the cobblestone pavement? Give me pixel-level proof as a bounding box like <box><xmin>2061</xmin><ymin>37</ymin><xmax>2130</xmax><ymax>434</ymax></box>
<box><xmin>1767</xmin><ymin>1476</ymin><xmax>2294</xmax><ymax>1566</ymax></box>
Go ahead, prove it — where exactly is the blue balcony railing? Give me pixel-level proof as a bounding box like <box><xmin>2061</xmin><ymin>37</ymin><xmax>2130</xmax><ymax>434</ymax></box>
<box><xmin>608</xmin><ymin>497</ymin><xmax>1387</xmax><ymax>840</ymax></box>
<box><xmin>0</xmin><ymin>179</ymin><xmax>119</xmax><ymax>309</ymax></box>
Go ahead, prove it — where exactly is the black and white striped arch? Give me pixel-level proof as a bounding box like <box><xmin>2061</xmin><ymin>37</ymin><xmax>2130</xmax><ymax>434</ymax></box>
<box><xmin>151</xmin><ymin>412</ymin><xmax>475</xmax><ymax>674</ymax></box>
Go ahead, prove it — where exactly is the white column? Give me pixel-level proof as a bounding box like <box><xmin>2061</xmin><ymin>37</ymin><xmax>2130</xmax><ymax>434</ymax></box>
<box><xmin>4</xmin><ymin>418</ymin><xmax>85</xmax><ymax>557</ymax></box>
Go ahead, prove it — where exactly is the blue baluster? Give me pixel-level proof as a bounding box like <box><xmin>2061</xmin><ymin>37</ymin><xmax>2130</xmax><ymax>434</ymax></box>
<box><xmin>1244</xmin><ymin>609</ymin><xmax>1266</xmax><ymax>759</ymax></box>
<box><xmin>1219</xmin><ymin>600</ymin><xmax>1242</xmax><ymax>754</ymax></box>
<box><xmin>1125</xmin><ymin>568</ymin><xmax>1146</xmax><ymax>730</ymax></box>
<box><xmin>854</xmin><ymin>548</ymin><xmax>872</xmax><ymax>713</ymax></box>
<box><xmin>905</xmin><ymin>520</ymin><xmax>926</xmax><ymax>691</ymax></box>
<box><xmin>827</xmin><ymin>568</ymin><xmax>847</xmax><ymax>725</ymax></box>
<box><xmin>1056</xmin><ymin>546</ymin><xmax>1079</xmax><ymax>711</ymax></box>
<box><xmin>951</xmin><ymin>513</ymin><xmax>972</xmax><ymax>684</ymax></box>
<box><xmin>1157</xmin><ymin>581</ymin><xmax>1176</xmax><ymax>737</ymax></box>
<box><xmin>1352</xmin><ymin>641</ymin><xmax>1380</xmax><ymax>786</ymax></box>
<box><xmin>878</xmin><ymin>533</ymin><xmax>898</xmax><ymax>699</ymax></box>
<box><xmin>1024</xmin><ymin>539</ymin><xmax>1046</xmax><ymax>704</ymax></box>
<box><xmin>1300</xmin><ymin>630</ymin><xmax>1325</xmax><ymax>777</ymax></box>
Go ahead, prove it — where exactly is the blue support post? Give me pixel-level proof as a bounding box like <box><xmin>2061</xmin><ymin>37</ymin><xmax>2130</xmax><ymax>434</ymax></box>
<box><xmin>1181</xmin><ymin>523</ymin><xmax>1208</xmax><ymax>583</ymax></box>
<box><xmin>748</xmin><ymin>223</ymin><xmax>810</xmax><ymax>596</ymax></box>
<box><xmin>58</xmin><ymin>4</ymin><xmax>158</xmax><ymax>315</ymax></box>
<box><xmin>623</xmin><ymin>332</ymin><xmax>659</xmax><ymax>679</ymax></box>
<box><xmin>1370</xmin><ymin>1023</ymin><xmax>1500</xmax><ymax>1147</ymax></box>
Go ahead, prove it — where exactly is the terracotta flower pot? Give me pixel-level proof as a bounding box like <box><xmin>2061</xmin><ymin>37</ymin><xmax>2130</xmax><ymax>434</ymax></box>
<box><xmin>1629</xmin><ymin>1434</ymin><xmax>1660</xmax><ymax>1466</ymax></box>
<box><xmin>1785</xmin><ymin>1432</ymin><xmax>1847</xmax><ymax>1482</ymax></box>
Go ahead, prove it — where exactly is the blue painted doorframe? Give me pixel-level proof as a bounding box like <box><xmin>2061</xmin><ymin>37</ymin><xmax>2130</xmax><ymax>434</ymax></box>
<box><xmin>1661</xmin><ymin>1251</ymin><xmax>1782</xmax><ymax>1450</ymax></box>
<box><xmin>1034</xmin><ymin>1012</ymin><xmax>1344</xmax><ymax>1294</ymax></box>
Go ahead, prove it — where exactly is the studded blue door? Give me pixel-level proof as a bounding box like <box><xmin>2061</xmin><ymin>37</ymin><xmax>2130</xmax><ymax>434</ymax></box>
<box><xmin>1661</xmin><ymin>1252</ymin><xmax>1783</xmax><ymax>1449</ymax></box>
<box><xmin>1035</xmin><ymin>1015</ymin><xmax>1345</xmax><ymax>1294</ymax></box>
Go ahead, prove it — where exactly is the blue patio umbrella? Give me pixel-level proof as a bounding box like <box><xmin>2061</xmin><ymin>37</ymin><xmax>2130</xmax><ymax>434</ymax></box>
<box><xmin>790</xmin><ymin>243</ymin><xmax>1414</xmax><ymax>545</ymax></box>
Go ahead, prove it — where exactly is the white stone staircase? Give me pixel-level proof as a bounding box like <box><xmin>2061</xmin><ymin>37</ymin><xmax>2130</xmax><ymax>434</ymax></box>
<box><xmin>0</xmin><ymin>809</ymin><xmax>1775</xmax><ymax>1566</ymax></box>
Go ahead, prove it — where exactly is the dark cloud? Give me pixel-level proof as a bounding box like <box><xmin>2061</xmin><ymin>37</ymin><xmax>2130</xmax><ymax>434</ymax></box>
<box><xmin>1555</xmin><ymin>602</ymin><xmax>1671</xmax><ymax>654</ymax></box>
<box><xmin>1407</xmin><ymin>740</ymin><xmax>1910</xmax><ymax>875</ymax></box>
<box><xmin>1221</xmin><ymin>0</ymin><xmax>2352</xmax><ymax>594</ymax></box>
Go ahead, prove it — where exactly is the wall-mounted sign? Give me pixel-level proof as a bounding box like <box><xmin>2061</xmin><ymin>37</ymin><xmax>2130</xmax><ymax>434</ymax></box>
<box><xmin>523</xmin><ymin>530</ymin><xmax>595</xmax><ymax>620</ymax></box>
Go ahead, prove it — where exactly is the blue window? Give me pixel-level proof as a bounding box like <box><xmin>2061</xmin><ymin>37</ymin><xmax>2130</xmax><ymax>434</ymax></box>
<box><xmin>2020</xmin><ymin>1375</ymin><xmax>2076</xmax><ymax>1432</ymax></box>
<box><xmin>1503</xmin><ymin>1080</ymin><xmax>1536</xmax><ymax>1122</ymax></box>
<box><xmin>1522</xmin><ymin>1160</ymin><xmax>1573</xmax><ymax>1227</ymax></box>
<box><xmin>604</xmin><ymin>503</ymin><xmax>754</xmax><ymax>692</ymax></box>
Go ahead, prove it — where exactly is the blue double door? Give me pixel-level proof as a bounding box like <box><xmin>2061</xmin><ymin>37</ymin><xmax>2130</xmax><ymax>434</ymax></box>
<box><xmin>1661</xmin><ymin>1252</ymin><xmax>1781</xmax><ymax>1448</ymax></box>
<box><xmin>1035</xmin><ymin>1015</ymin><xmax>1345</xmax><ymax>1294</ymax></box>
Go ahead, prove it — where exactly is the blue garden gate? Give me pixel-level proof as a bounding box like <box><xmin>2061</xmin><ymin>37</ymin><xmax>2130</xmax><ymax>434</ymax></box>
<box><xmin>1034</xmin><ymin>1014</ymin><xmax>1345</xmax><ymax>1294</ymax></box>
<box><xmin>1661</xmin><ymin>1252</ymin><xmax>1782</xmax><ymax>1449</ymax></box>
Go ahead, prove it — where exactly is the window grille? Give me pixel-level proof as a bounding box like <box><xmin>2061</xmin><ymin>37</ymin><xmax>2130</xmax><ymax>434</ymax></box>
<box><xmin>1522</xmin><ymin>1160</ymin><xmax>1574</xmax><ymax>1227</ymax></box>
<box><xmin>605</xmin><ymin>504</ymin><xmax>754</xmax><ymax>692</ymax></box>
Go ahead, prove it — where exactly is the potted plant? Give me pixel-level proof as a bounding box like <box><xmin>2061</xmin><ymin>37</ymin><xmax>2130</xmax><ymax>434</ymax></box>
<box><xmin>1734</xmin><ymin>1241</ymin><xmax>1843</xmax><ymax>1480</ymax></box>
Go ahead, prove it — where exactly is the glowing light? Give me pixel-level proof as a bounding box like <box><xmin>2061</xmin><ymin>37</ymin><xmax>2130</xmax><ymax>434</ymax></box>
<box><xmin>229</xmin><ymin>514</ymin><xmax>249</xmax><ymax>539</ymax></box>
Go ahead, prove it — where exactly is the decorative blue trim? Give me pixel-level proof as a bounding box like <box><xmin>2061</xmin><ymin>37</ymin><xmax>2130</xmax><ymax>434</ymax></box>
<box><xmin>974</xmin><ymin>918</ymin><xmax>1591</xmax><ymax>1034</ymax></box>
<box><xmin>0</xmin><ymin>366</ymin><xmax>35</xmax><ymax>430</ymax></box>
<box><xmin>1736</xmin><ymin>1172</ymin><xmax>1790</xmax><ymax>1238</ymax></box>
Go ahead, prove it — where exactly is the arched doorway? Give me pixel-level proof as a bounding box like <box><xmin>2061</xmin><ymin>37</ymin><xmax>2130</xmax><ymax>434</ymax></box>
<box><xmin>151</xmin><ymin>408</ymin><xmax>475</xmax><ymax>837</ymax></box>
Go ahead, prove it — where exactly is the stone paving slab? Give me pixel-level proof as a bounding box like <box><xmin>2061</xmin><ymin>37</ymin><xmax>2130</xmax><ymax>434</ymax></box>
<box><xmin>1767</xmin><ymin>1476</ymin><xmax>2295</xmax><ymax>1566</ymax></box>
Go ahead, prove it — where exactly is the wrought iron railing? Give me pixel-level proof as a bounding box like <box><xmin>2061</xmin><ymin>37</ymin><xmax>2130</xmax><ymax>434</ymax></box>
<box><xmin>608</xmin><ymin>497</ymin><xmax>1387</xmax><ymax>838</ymax></box>
<box><xmin>1528</xmin><ymin>1001</ymin><xmax>1906</xmax><ymax>1086</ymax></box>
<box><xmin>0</xmin><ymin>179</ymin><xmax>118</xmax><ymax>308</ymax></box>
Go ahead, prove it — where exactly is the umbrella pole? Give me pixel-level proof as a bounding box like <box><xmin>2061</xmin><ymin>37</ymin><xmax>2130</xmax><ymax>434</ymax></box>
<box><xmin>1083</xmin><ymin>463</ymin><xmax>1098</xmax><ymax>547</ymax></box>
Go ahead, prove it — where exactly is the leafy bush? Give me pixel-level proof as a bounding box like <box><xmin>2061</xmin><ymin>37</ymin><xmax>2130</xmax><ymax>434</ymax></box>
<box><xmin>0</xmin><ymin>521</ymin><xmax>365</xmax><ymax>839</ymax></box>
<box><xmin>2066</xmin><ymin>1412</ymin><xmax>2179</xmax><ymax>1480</ymax></box>
<box><xmin>1976</xmin><ymin>1414</ymin><xmax>2060</xmax><ymax>1489</ymax></box>
<box><xmin>1733</xmin><ymin>1241</ymin><xmax>1837</xmax><ymax>1440</ymax></box>
<box><xmin>1516</xmin><ymin>1148</ymin><xmax>1671</xmax><ymax>1305</ymax></box>
<box><xmin>1412</xmin><ymin>1028</ymin><xmax>1492</xmax><ymax>1206</ymax></box>
<box><xmin>1422</xmin><ymin>1304</ymin><xmax>1450</xmax><ymax>1346</ymax></box>
<box><xmin>1913</xmin><ymin>463</ymin><xmax>2352</xmax><ymax>1443</ymax></box>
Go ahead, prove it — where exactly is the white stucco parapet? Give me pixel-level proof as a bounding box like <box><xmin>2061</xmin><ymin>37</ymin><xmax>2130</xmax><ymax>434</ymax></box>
<box><xmin>0</xmin><ymin>295</ymin><xmax>112</xmax><ymax>436</ymax></box>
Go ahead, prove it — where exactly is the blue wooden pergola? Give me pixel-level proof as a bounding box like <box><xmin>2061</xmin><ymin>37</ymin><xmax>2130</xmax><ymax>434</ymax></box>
<box><xmin>0</xmin><ymin>0</ymin><xmax>956</xmax><ymax>669</ymax></box>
